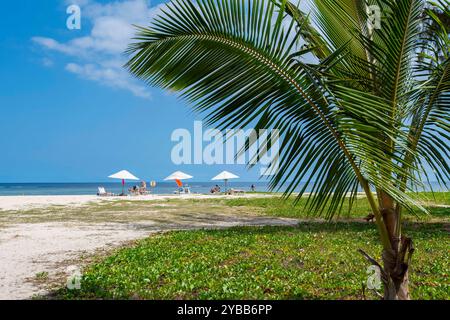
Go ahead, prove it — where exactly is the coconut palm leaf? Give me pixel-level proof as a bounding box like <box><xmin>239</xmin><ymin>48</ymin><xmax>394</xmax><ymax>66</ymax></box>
<box><xmin>270</xmin><ymin>0</ymin><xmax>331</xmax><ymax>60</ymax></box>
<box><xmin>311</xmin><ymin>0</ymin><xmax>369</xmax><ymax>60</ymax></box>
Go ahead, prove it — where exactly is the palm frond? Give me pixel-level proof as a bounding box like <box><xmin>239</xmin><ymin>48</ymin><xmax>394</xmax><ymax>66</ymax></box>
<box><xmin>271</xmin><ymin>0</ymin><xmax>331</xmax><ymax>60</ymax></box>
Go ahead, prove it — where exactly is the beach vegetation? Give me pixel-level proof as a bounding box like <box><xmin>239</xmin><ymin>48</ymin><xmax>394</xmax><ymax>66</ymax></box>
<box><xmin>56</xmin><ymin>221</ymin><xmax>449</xmax><ymax>300</ymax></box>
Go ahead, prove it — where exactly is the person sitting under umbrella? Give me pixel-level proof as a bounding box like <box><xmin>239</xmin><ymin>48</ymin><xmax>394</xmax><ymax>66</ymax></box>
<box><xmin>210</xmin><ymin>185</ymin><xmax>221</xmax><ymax>194</ymax></box>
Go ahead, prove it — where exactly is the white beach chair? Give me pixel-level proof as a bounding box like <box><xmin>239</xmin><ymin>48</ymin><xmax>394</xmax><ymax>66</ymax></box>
<box><xmin>97</xmin><ymin>187</ymin><xmax>114</xmax><ymax>197</ymax></box>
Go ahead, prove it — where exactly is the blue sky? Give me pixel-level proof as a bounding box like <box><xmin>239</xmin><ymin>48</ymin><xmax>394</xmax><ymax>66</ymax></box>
<box><xmin>0</xmin><ymin>0</ymin><xmax>272</xmax><ymax>183</ymax></box>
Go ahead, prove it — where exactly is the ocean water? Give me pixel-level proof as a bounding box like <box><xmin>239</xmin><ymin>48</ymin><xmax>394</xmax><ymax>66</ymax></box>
<box><xmin>0</xmin><ymin>182</ymin><xmax>270</xmax><ymax>196</ymax></box>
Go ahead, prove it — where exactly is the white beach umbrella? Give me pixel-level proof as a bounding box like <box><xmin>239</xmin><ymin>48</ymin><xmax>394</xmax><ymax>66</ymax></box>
<box><xmin>212</xmin><ymin>171</ymin><xmax>239</xmax><ymax>191</ymax></box>
<box><xmin>164</xmin><ymin>171</ymin><xmax>193</xmax><ymax>188</ymax></box>
<box><xmin>164</xmin><ymin>171</ymin><xmax>193</xmax><ymax>181</ymax></box>
<box><xmin>108</xmin><ymin>170</ymin><xmax>140</xmax><ymax>195</ymax></box>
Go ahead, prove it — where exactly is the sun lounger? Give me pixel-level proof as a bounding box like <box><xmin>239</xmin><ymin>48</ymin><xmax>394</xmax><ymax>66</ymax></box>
<box><xmin>128</xmin><ymin>185</ymin><xmax>151</xmax><ymax>196</ymax></box>
<box><xmin>174</xmin><ymin>187</ymin><xmax>191</xmax><ymax>194</ymax></box>
<box><xmin>97</xmin><ymin>187</ymin><xmax>115</xmax><ymax>197</ymax></box>
<box><xmin>139</xmin><ymin>187</ymin><xmax>150</xmax><ymax>195</ymax></box>
<box><xmin>226</xmin><ymin>189</ymin><xmax>246</xmax><ymax>195</ymax></box>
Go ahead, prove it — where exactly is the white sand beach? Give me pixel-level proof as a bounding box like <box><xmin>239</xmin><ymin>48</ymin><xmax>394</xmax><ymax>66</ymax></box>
<box><xmin>0</xmin><ymin>193</ymin><xmax>274</xmax><ymax>211</ymax></box>
<box><xmin>0</xmin><ymin>195</ymin><xmax>100</xmax><ymax>211</ymax></box>
<box><xmin>0</xmin><ymin>194</ymin><xmax>298</xmax><ymax>300</ymax></box>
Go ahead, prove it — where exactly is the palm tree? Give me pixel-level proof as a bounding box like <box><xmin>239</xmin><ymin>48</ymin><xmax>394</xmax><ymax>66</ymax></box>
<box><xmin>126</xmin><ymin>0</ymin><xmax>449</xmax><ymax>300</ymax></box>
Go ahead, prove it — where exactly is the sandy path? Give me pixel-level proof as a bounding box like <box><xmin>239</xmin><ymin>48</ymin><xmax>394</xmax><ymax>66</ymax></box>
<box><xmin>0</xmin><ymin>195</ymin><xmax>298</xmax><ymax>300</ymax></box>
<box><xmin>0</xmin><ymin>222</ymin><xmax>152</xmax><ymax>299</ymax></box>
<box><xmin>0</xmin><ymin>195</ymin><xmax>100</xmax><ymax>211</ymax></box>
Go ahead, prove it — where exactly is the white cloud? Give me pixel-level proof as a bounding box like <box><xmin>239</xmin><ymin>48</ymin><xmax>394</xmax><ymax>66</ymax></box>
<box><xmin>32</xmin><ymin>0</ymin><xmax>166</xmax><ymax>99</ymax></box>
<box><xmin>33</xmin><ymin>37</ymin><xmax>80</xmax><ymax>55</ymax></box>
<box><xmin>65</xmin><ymin>62</ymin><xmax>151</xmax><ymax>98</ymax></box>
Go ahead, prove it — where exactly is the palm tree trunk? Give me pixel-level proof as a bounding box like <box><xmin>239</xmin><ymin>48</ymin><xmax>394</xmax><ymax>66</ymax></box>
<box><xmin>377</xmin><ymin>191</ymin><xmax>414</xmax><ymax>300</ymax></box>
<box><xmin>382</xmin><ymin>263</ymin><xmax>410</xmax><ymax>300</ymax></box>
<box><xmin>358</xmin><ymin>184</ymin><xmax>410</xmax><ymax>300</ymax></box>
<box><xmin>381</xmin><ymin>236</ymin><xmax>414</xmax><ymax>300</ymax></box>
